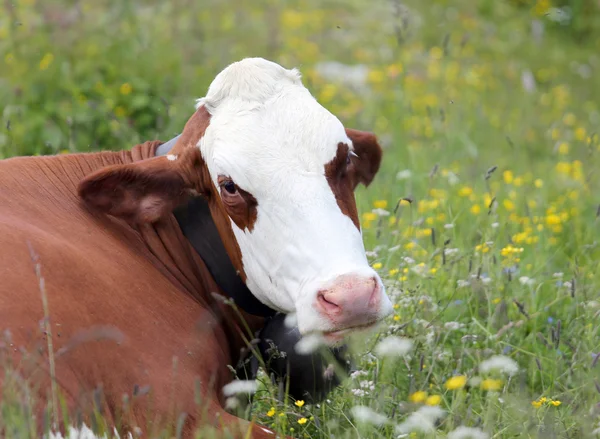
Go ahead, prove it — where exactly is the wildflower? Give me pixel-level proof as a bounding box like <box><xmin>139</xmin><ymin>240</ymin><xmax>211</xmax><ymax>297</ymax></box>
<box><xmin>295</xmin><ymin>400</ymin><xmax>305</xmax><ymax>408</ymax></box>
<box><xmin>389</xmin><ymin>268</ymin><xmax>399</xmax><ymax>276</ymax></box>
<box><xmin>444</xmin><ymin>322</ymin><xmax>464</xmax><ymax>331</ymax></box>
<box><xmin>351</xmin><ymin>406</ymin><xmax>389</xmax><ymax>426</ymax></box>
<box><xmin>558</xmin><ymin>142</ymin><xmax>569</xmax><ymax>155</ymax></box>
<box><xmin>447</xmin><ymin>426</ymin><xmax>490</xmax><ymax>439</ymax></box>
<box><xmin>267</xmin><ymin>407</ymin><xmax>276</xmax><ymax>417</ymax></box>
<box><xmin>222</xmin><ymin>380</ymin><xmax>258</xmax><ymax>397</ymax></box>
<box><xmin>549</xmin><ymin>400</ymin><xmax>561</xmax><ymax>406</ymax></box>
<box><xmin>363</xmin><ymin>212</ymin><xmax>377</xmax><ymax>222</ymax></box>
<box><xmin>297</xmin><ymin>417</ymin><xmax>308</xmax><ymax>425</ymax></box>
<box><xmin>372</xmin><ymin>208</ymin><xmax>390</xmax><ymax>217</ymax></box>
<box><xmin>396</xmin><ymin>169</ymin><xmax>412</xmax><ymax>180</ymax></box>
<box><xmin>458</xmin><ymin>186</ymin><xmax>473</xmax><ymax>197</ymax></box>
<box><xmin>39</xmin><ymin>53</ymin><xmax>54</xmax><ymax>71</ymax></box>
<box><xmin>480</xmin><ymin>379</ymin><xmax>503</xmax><ymax>391</ymax></box>
<box><xmin>409</xmin><ymin>391</ymin><xmax>428</xmax><ymax>403</ymax></box>
<box><xmin>534</xmin><ymin>178</ymin><xmax>543</xmax><ymax>188</ymax></box>
<box><xmin>470</xmin><ymin>204</ymin><xmax>481</xmax><ymax>215</ymax></box>
<box><xmin>373</xmin><ymin>200</ymin><xmax>388</xmax><ymax>209</ymax></box>
<box><xmin>519</xmin><ymin>276</ymin><xmax>535</xmax><ymax>286</ymax></box>
<box><xmin>444</xmin><ymin>375</ymin><xmax>467</xmax><ymax>390</ymax></box>
<box><xmin>479</xmin><ymin>355</ymin><xmax>519</xmax><ymax>376</ymax></box>
<box><xmin>372</xmin><ymin>262</ymin><xmax>383</xmax><ymax>270</ymax></box>
<box><xmin>374</xmin><ymin>336</ymin><xmax>413</xmax><ymax>358</ymax></box>
<box><xmin>395</xmin><ymin>406</ymin><xmax>445</xmax><ymax>434</ymax></box>
<box><xmin>425</xmin><ymin>395</ymin><xmax>442</xmax><ymax>406</ymax></box>
<box><xmin>444</xmin><ymin>223</ymin><xmax>455</xmax><ymax>229</ymax></box>
<box><xmin>120</xmin><ymin>82</ymin><xmax>133</xmax><ymax>95</ymax></box>
<box><xmin>295</xmin><ymin>333</ymin><xmax>325</xmax><ymax>355</ymax></box>
<box><xmin>531</xmin><ymin>400</ymin><xmax>543</xmax><ymax>408</ymax></box>
<box><xmin>503</xmin><ymin>170</ymin><xmax>514</xmax><ymax>184</ymax></box>
<box><xmin>351</xmin><ymin>389</ymin><xmax>366</xmax><ymax>396</ymax></box>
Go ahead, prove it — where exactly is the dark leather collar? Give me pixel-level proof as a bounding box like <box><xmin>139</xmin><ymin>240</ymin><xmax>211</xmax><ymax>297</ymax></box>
<box><xmin>156</xmin><ymin>137</ymin><xmax>276</xmax><ymax>317</ymax></box>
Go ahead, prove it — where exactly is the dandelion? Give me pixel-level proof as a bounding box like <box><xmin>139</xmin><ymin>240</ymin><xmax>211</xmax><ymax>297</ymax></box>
<box><xmin>448</xmin><ymin>426</ymin><xmax>490</xmax><ymax>439</ymax></box>
<box><xmin>373</xmin><ymin>200</ymin><xmax>388</xmax><ymax>209</ymax></box>
<box><xmin>480</xmin><ymin>379</ymin><xmax>503</xmax><ymax>391</ymax></box>
<box><xmin>267</xmin><ymin>407</ymin><xmax>276</xmax><ymax>417</ymax></box>
<box><xmin>409</xmin><ymin>391</ymin><xmax>428</xmax><ymax>403</ymax></box>
<box><xmin>374</xmin><ymin>336</ymin><xmax>414</xmax><ymax>358</ymax></box>
<box><xmin>363</xmin><ymin>212</ymin><xmax>377</xmax><ymax>222</ymax></box>
<box><xmin>297</xmin><ymin>417</ymin><xmax>308</xmax><ymax>425</ymax></box>
<box><xmin>444</xmin><ymin>375</ymin><xmax>467</xmax><ymax>390</ymax></box>
<box><xmin>372</xmin><ymin>262</ymin><xmax>383</xmax><ymax>270</ymax></box>
<box><xmin>470</xmin><ymin>204</ymin><xmax>481</xmax><ymax>215</ymax></box>
<box><xmin>425</xmin><ymin>395</ymin><xmax>442</xmax><ymax>406</ymax></box>
<box><xmin>459</xmin><ymin>186</ymin><xmax>473</xmax><ymax>197</ymax></box>
<box><xmin>295</xmin><ymin>400</ymin><xmax>305</xmax><ymax>408</ymax></box>
<box><xmin>222</xmin><ymin>380</ymin><xmax>258</xmax><ymax>397</ymax></box>
<box><xmin>350</xmin><ymin>406</ymin><xmax>389</xmax><ymax>426</ymax></box>
<box><xmin>479</xmin><ymin>355</ymin><xmax>519</xmax><ymax>376</ymax></box>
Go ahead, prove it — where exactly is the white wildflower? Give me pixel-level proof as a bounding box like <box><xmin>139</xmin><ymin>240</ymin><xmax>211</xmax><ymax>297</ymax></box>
<box><xmin>222</xmin><ymin>380</ymin><xmax>258</xmax><ymax>397</ymax></box>
<box><xmin>395</xmin><ymin>406</ymin><xmax>445</xmax><ymax>434</ymax></box>
<box><xmin>351</xmin><ymin>389</ymin><xmax>366</xmax><ymax>397</ymax></box>
<box><xmin>457</xmin><ymin>279</ymin><xmax>470</xmax><ymax>288</ymax></box>
<box><xmin>389</xmin><ymin>245</ymin><xmax>401</xmax><ymax>252</ymax></box>
<box><xmin>553</xmin><ymin>272</ymin><xmax>564</xmax><ymax>278</ymax></box>
<box><xmin>444</xmin><ymin>248</ymin><xmax>459</xmax><ymax>256</ymax></box>
<box><xmin>359</xmin><ymin>380</ymin><xmax>375</xmax><ymax>390</ymax></box>
<box><xmin>224</xmin><ymin>397</ymin><xmax>240</xmax><ymax>410</ymax></box>
<box><xmin>284</xmin><ymin>313</ymin><xmax>297</xmax><ymax>328</ymax></box>
<box><xmin>351</xmin><ymin>406</ymin><xmax>389</xmax><ymax>426</ymax></box>
<box><xmin>372</xmin><ymin>208</ymin><xmax>390</xmax><ymax>216</ymax></box>
<box><xmin>448</xmin><ymin>426</ymin><xmax>490</xmax><ymax>439</ymax></box>
<box><xmin>491</xmin><ymin>222</ymin><xmax>499</xmax><ymax>228</ymax></box>
<box><xmin>374</xmin><ymin>336</ymin><xmax>414</xmax><ymax>358</ymax></box>
<box><xmin>350</xmin><ymin>370</ymin><xmax>369</xmax><ymax>379</ymax></box>
<box><xmin>519</xmin><ymin>276</ymin><xmax>535</xmax><ymax>286</ymax></box>
<box><xmin>396</xmin><ymin>169</ymin><xmax>412</xmax><ymax>180</ymax></box>
<box><xmin>479</xmin><ymin>355</ymin><xmax>519</xmax><ymax>376</ymax></box>
<box><xmin>295</xmin><ymin>333</ymin><xmax>326</xmax><ymax>355</ymax></box>
<box><xmin>444</xmin><ymin>223</ymin><xmax>455</xmax><ymax>229</ymax></box>
<box><xmin>365</xmin><ymin>250</ymin><xmax>379</xmax><ymax>258</ymax></box>
<box><xmin>444</xmin><ymin>321</ymin><xmax>465</xmax><ymax>331</ymax></box>
<box><xmin>563</xmin><ymin>281</ymin><xmax>572</xmax><ymax>289</ymax></box>
<box><xmin>446</xmin><ymin>171</ymin><xmax>460</xmax><ymax>185</ymax></box>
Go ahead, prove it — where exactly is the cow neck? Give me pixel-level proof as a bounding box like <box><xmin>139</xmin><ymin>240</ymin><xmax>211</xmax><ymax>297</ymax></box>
<box><xmin>147</xmin><ymin>140</ymin><xmax>276</xmax><ymax>318</ymax></box>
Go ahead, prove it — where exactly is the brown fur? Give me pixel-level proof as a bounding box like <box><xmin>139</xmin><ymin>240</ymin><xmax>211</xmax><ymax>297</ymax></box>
<box><xmin>0</xmin><ymin>141</ymin><xmax>270</xmax><ymax>438</ymax></box>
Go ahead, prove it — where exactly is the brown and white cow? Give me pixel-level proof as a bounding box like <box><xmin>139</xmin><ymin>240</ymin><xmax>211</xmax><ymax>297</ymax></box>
<box><xmin>0</xmin><ymin>58</ymin><xmax>392</xmax><ymax>438</ymax></box>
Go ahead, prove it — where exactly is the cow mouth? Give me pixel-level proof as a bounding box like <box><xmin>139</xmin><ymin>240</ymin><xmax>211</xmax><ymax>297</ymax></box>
<box><xmin>322</xmin><ymin>320</ymin><xmax>380</xmax><ymax>344</ymax></box>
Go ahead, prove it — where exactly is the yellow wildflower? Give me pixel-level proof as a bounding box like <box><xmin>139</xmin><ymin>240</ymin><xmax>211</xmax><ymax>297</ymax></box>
<box><xmin>480</xmin><ymin>379</ymin><xmax>503</xmax><ymax>391</ymax></box>
<box><xmin>297</xmin><ymin>417</ymin><xmax>308</xmax><ymax>425</ymax></box>
<box><xmin>534</xmin><ymin>178</ymin><xmax>543</xmax><ymax>188</ymax></box>
<box><xmin>425</xmin><ymin>395</ymin><xmax>442</xmax><ymax>406</ymax></box>
<box><xmin>550</xmin><ymin>400</ymin><xmax>561</xmax><ymax>406</ymax></box>
<box><xmin>444</xmin><ymin>375</ymin><xmax>467</xmax><ymax>390</ymax></box>
<box><xmin>470</xmin><ymin>204</ymin><xmax>481</xmax><ymax>215</ymax></box>
<box><xmin>574</xmin><ymin>127</ymin><xmax>587</xmax><ymax>141</ymax></box>
<box><xmin>503</xmin><ymin>170</ymin><xmax>514</xmax><ymax>184</ymax></box>
<box><xmin>503</xmin><ymin>199</ymin><xmax>515</xmax><ymax>211</ymax></box>
<box><xmin>267</xmin><ymin>407</ymin><xmax>276</xmax><ymax>417</ymax></box>
<box><xmin>532</xmin><ymin>400</ymin><xmax>543</xmax><ymax>408</ymax></box>
<box><xmin>558</xmin><ymin>142</ymin><xmax>569</xmax><ymax>155</ymax></box>
<box><xmin>458</xmin><ymin>186</ymin><xmax>473</xmax><ymax>197</ymax></box>
<box><xmin>362</xmin><ymin>212</ymin><xmax>377</xmax><ymax>222</ymax></box>
<box><xmin>373</xmin><ymin>200</ymin><xmax>388</xmax><ymax>209</ymax></box>
<box><xmin>372</xmin><ymin>262</ymin><xmax>383</xmax><ymax>270</ymax></box>
<box><xmin>409</xmin><ymin>391</ymin><xmax>428</xmax><ymax>403</ymax></box>
<box><xmin>120</xmin><ymin>82</ymin><xmax>133</xmax><ymax>96</ymax></box>
<box><xmin>39</xmin><ymin>53</ymin><xmax>54</xmax><ymax>71</ymax></box>
<box><xmin>295</xmin><ymin>400</ymin><xmax>305</xmax><ymax>408</ymax></box>
<box><xmin>389</xmin><ymin>269</ymin><xmax>399</xmax><ymax>276</ymax></box>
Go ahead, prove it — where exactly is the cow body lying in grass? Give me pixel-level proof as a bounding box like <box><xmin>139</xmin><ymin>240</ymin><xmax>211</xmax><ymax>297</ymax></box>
<box><xmin>0</xmin><ymin>58</ymin><xmax>392</xmax><ymax>438</ymax></box>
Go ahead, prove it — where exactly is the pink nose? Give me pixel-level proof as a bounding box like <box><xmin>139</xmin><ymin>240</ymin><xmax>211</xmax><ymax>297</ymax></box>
<box><xmin>316</xmin><ymin>274</ymin><xmax>381</xmax><ymax>328</ymax></box>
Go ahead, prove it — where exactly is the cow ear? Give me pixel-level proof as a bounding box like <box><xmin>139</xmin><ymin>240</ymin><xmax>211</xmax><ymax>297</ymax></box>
<box><xmin>78</xmin><ymin>148</ymin><xmax>206</xmax><ymax>224</ymax></box>
<box><xmin>345</xmin><ymin>128</ymin><xmax>383</xmax><ymax>189</ymax></box>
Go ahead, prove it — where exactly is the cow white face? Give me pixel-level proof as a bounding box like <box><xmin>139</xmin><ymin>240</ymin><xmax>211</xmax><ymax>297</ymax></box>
<box><xmin>196</xmin><ymin>58</ymin><xmax>393</xmax><ymax>338</ymax></box>
<box><xmin>78</xmin><ymin>58</ymin><xmax>393</xmax><ymax>340</ymax></box>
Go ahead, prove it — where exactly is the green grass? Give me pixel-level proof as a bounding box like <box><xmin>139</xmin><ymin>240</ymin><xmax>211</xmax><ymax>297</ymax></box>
<box><xmin>2</xmin><ymin>0</ymin><xmax>600</xmax><ymax>438</ymax></box>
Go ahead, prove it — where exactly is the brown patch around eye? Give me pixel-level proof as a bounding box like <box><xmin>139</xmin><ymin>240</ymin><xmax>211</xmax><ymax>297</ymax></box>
<box><xmin>324</xmin><ymin>142</ymin><xmax>360</xmax><ymax>230</ymax></box>
<box><xmin>218</xmin><ymin>176</ymin><xmax>258</xmax><ymax>232</ymax></box>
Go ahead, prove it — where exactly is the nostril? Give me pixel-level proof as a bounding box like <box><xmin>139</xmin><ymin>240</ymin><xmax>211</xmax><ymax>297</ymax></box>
<box><xmin>317</xmin><ymin>291</ymin><xmax>341</xmax><ymax>314</ymax></box>
<box><xmin>368</xmin><ymin>277</ymin><xmax>380</xmax><ymax>307</ymax></box>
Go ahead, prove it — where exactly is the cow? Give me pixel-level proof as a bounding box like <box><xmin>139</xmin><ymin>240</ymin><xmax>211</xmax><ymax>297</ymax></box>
<box><xmin>0</xmin><ymin>57</ymin><xmax>393</xmax><ymax>438</ymax></box>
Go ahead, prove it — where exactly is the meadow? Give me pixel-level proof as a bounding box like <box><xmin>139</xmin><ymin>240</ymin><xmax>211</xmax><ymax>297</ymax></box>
<box><xmin>2</xmin><ymin>0</ymin><xmax>600</xmax><ymax>437</ymax></box>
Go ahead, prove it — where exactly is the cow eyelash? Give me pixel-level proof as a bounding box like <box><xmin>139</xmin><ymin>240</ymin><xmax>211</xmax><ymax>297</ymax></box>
<box><xmin>220</xmin><ymin>180</ymin><xmax>237</xmax><ymax>194</ymax></box>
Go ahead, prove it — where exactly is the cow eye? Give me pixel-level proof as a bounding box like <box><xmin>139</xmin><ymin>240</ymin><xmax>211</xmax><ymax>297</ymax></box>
<box><xmin>222</xmin><ymin>180</ymin><xmax>237</xmax><ymax>194</ymax></box>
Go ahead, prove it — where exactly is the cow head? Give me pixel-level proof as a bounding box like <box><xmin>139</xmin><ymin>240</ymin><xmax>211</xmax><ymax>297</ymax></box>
<box><xmin>79</xmin><ymin>58</ymin><xmax>393</xmax><ymax>341</ymax></box>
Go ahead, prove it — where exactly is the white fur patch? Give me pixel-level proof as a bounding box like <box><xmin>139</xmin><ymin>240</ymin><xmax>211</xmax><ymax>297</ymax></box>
<box><xmin>166</xmin><ymin>154</ymin><xmax>178</xmax><ymax>161</ymax></box>
<box><xmin>194</xmin><ymin>58</ymin><xmax>393</xmax><ymax>334</ymax></box>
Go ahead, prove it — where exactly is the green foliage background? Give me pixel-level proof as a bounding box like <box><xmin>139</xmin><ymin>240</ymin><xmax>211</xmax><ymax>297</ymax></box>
<box><xmin>2</xmin><ymin>0</ymin><xmax>600</xmax><ymax>438</ymax></box>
